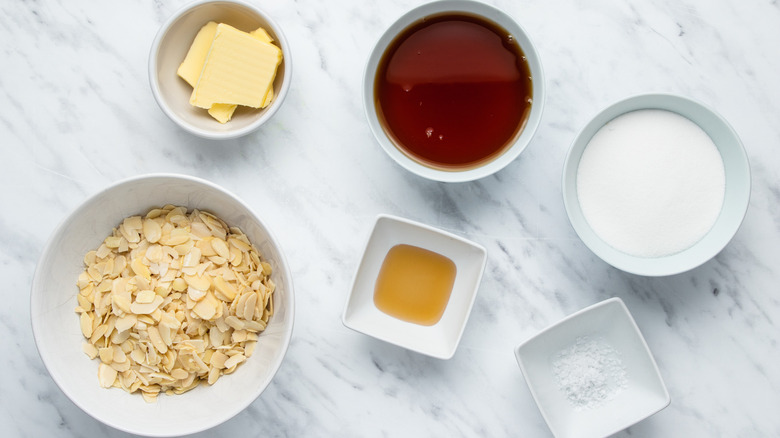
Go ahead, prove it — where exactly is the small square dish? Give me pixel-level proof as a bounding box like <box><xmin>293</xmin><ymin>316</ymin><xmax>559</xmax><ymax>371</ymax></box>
<box><xmin>514</xmin><ymin>297</ymin><xmax>670</xmax><ymax>438</ymax></box>
<box><xmin>342</xmin><ymin>214</ymin><xmax>487</xmax><ymax>359</ymax></box>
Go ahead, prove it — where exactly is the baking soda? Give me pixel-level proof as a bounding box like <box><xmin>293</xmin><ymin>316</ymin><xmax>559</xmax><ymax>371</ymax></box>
<box><xmin>576</xmin><ymin>109</ymin><xmax>725</xmax><ymax>258</ymax></box>
<box><xmin>552</xmin><ymin>336</ymin><xmax>627</xmax><ymax>410</ymax></box>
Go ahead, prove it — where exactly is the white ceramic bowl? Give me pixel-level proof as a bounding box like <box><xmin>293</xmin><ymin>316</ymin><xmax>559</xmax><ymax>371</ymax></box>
<box><xmin>515</xmin><ymin>298</ymin><xmax>670</xmax><ymax>438</ymax></box>
<box><xmin>149</xmin><ymin>0</ymin><xmax>292</xmax><ymax>139</ymax></box>
<box><xmin>363</xmin><ymin>0</ymin><xmax>545</xmax><ymax>182</ymax></box>
<box><xmin>30</xmin><ymin>174</ymin><xmax>295</xmax><ymax>436</ymax></box>
<box><xmin>562</xmin><ymin>93</ymin><xmax>751</xmax><ymax>276</ymax></box>
<box><xmin>342</xmin><ymin>214</ymin><xmax>487</xmax><ymax>359</ymax></box>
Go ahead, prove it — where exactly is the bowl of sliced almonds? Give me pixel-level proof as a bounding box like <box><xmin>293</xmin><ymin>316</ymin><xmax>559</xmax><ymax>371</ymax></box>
<box><xmin>30</xmin><ymin>173</ymin><xmax>294</xmax><ymax>436</ymax></box>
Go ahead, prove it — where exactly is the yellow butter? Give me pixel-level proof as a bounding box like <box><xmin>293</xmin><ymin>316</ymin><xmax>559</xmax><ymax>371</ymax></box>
<box><xmin>249</xmin><ymin>27</ymin><xmax>274</xmax><ymax>44</ymax></box>
<box><xmin>205</xmin><ymin>27</ymin><xmax>278</xmax><ymax>122</ymax></box>
<box><xmin>177</xmin><ymin>21</ymin><xmax>219</xmax><ymax>87</ymax></box>
<box><xmin>208</xmin><ymin>103</ymin><xmax>238</xmax><ymax>124</ymax></box>
<box><xmin>249</xmin><ymin>28</ymin><xmax>277</xmax><ymax>109</ymax></box>
<box><xmin>261</xmin><ymin>88</ymin><xmax>274</xmax><ymax>108</ymax></box>
<box><xmin>190</xmin><ymin>23</ymin><xmax>282</xmax><ymax>110</ymax></box>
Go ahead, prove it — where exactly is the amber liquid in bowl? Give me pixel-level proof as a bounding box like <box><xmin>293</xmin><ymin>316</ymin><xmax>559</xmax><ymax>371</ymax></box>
<box><xmin>373</xmin><ymin>244</ymin><xmax>457</xmax><ymax>326</ymax></box>
<box><xmin>375</xmin><ymin>13</ymin><xmax>533</xmax><ymax>170</ymax></box>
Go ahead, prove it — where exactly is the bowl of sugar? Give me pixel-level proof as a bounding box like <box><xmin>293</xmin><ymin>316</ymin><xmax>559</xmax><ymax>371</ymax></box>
<box><xmin>562</xmin><ymin>93</ymin><xmax>750</xmax><ymax>276</ymax></box>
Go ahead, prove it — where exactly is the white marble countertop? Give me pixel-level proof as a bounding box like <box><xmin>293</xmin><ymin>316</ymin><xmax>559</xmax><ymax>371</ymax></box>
<box><xmin>2</xmin><ymin>0</ymin><xmax>780</xmax><ymax>436</ymax></box>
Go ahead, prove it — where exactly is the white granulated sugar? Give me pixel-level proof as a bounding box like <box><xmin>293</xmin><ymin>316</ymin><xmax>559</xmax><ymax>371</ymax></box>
<box><xmin>552</xmin><ymin>336</ymin><xmax>627</xmax><ymax>410</ymax></box>
<box><xmin>576</xmin><ymin>109</ymin><xmax>725</xmax><ymax>258</ymax></box>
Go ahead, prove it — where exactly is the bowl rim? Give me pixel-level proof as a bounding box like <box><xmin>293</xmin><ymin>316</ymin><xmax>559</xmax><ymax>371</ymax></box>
<box><xmin>514</xmin><ymin>297</ymin><xmax>671</xmax><ymax>438</ymax></box>
<box><xmin>30</xmin><ymin>172</ymin><xmax>295</xmax><ymax>436</ymax></box>
<box><xmin>561</xmin><ymin>92</ymin><xmax>751</xmax><ymax>276</ymax></box>
<box><xmin>362</xmin><ymin>0</ymin><xmax>545</xmax><ymax>183</ymax></box>
<box><xmin>148</xmin><ymin>0</ymin><xmax>293</xmax><ymax>140</ymax></box>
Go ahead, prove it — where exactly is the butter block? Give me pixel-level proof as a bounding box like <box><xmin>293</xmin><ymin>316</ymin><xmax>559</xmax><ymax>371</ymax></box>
<box><xmin>261</xmin><ymin>88</ymin><xmax>274</xmax><ymax>108</ymax></box>
<box><xmin>250</xmin><ymin>27</ymin><xmax>274</xmax><ymax>44</ymax></box>
<box><xmin>205</xmin><ymin>27</ymin><xmax>278</xmax><ymax>122</ymax></box>
<box><xmin>190</xmin><ymin>23</ymin><xmax>282</xmax><ymax>109</ymax></box>
<box><xmin>208</xmin><ymin>103</ymin><xmax>238</xmax><ymax>124</ymax></box>
<box><xmin>177</xmin><ymin>21</ymin><xmax>218</xmax><ymax>87</ymax></box>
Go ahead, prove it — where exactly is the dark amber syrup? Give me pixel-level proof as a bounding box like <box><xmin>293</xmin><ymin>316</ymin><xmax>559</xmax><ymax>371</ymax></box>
<box><xmin>375</xmin><ymin>13</ymin><xmax>533</xmax><ymax>170</ymax></box>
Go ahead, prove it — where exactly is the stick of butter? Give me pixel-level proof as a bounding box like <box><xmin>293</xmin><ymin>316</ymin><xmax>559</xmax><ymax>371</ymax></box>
<box><xmin>177</xmin><ymin>22</ymin><xmax>282</xmax><ymax>124</ymax></box>
<box><xmin>207</xmin><ymin>103</ymin><xmax>238</xmax><ymax>124</ymax></box>
<box><xmin>177</xmin><ymin>21</ymin><xmax>219</xmax><ymax>88</ymax></box>
<box><xmin>190</xmin><ymin>23</ymin><xmax>282</xmax><ymax>110</ymax></box>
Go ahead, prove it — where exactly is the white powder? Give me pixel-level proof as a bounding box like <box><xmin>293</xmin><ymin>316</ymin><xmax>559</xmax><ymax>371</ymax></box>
<box><xmin>552</xmin><ymin>336</ymin><xmax>627</xmax><ymax>410</ymax></box>
<box><xmin>576</xmin><ymin>109</ymin><xmax>725</xmax><ymax>258</ymax></box>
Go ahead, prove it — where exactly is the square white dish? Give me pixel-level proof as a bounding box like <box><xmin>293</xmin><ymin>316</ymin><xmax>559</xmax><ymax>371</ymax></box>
<box><xmin>514</xmin><ymin>297</ymin><xmax>670</xmax><ymax>438</ymax></box>
<box><xmin>342</xmin><ymin>214</ymin><xmax>487</xmax><ymax>359</ymax></box>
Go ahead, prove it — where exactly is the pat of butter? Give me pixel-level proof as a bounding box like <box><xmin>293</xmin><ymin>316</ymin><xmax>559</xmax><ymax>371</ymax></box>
<box><xmin>177</xmin><ymin>21</ymin><xmax>218</xmax><ymax>88</ymax></box>
<box><xmin>190</xmin><ymin>23</ymin><xmax>282</xmax><ymax>110</ymax></box>
<box><xmin>250</xmin><ymin>27</ymin><xmax>274</xmax><ymax>44</ymax></box>
<box><xmin>207</xmin><ymin>103</ymin><xmax>238</xmax><ymax>124</ymax></box>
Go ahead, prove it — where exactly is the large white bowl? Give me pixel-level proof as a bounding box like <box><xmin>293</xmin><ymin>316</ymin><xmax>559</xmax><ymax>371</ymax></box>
<box><xmin>562</xmin><ymin>93</ymin><xmax>751</xmax><ymax>276</ymax></box>
<box><xmin>149</xmin><ymin>0</ymin><xmax>292</xmax><ymax>139</ymax></box>
<box><xmin>30</xmin><ymin>174</ymin><xmax>295</xmax><ymax>436</ymax></box>
<box><xmin>363</xmin><ymin>0</ymin><xmax>545</xmax><ymax>182</ymax></box>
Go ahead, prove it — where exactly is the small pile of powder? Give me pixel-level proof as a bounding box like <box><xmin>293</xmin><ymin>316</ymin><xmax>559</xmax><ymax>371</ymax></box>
<box><xmin>552</xmin><ymin>336</ymin><xmax>627</xmax><ymax>409</ymax></box>
<box><xmin>576</xmin><ymin>109</ymin><xmax>725</xmax><ymax>258</ymax></box>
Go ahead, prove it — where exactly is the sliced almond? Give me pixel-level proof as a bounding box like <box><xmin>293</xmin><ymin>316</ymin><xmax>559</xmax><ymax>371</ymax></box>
<box><xmin>213</xmin><ymin>275</ymin><xmax>237</xmax><ymax>301</ymax></box>
<box><xmin>171</xmin><ymin>277</ymin><xmax>187</xmax><ymax>292</ymax></box>
<box><xmin>99</xmin><ymin>346</ymin><xmax>114</xmax><ymax>364</ymax></box>
<box><xmin>187</xmin><ymin>286</ymin><xmax>207</xmax><ymax>302</ymax></box>
<box><xmin>79</xmin><ymin>312</ymin><xmax>94</xmax><ymax>338</ymax></box>
<box><xmin>143</xmin><ymin>218</ymin><xmax>162</xmax><ymax>243</ymax></box>
<box><xmin>245</xmin><ymin>340</ymin><xmax>257</xmax><ymax>358</ymax></box>
<box><xmin>224</xmin><ymin>315</ymin><xmax>245</xmax><ymax>331</ymax></box>
<box><xmin>192</xmin><ymin>292</ymin><xmax>220</xmax><ymax>321</ymax></box>
<box><xmin>243</xmin><ymin>292</ymin><xmax>258</xmax><ymax>321</ymax></box>
<box><xmin>112</xmin><ymin>294</ymin><xmax>132</xmax><ymax>314</ymax></box>
<box><xmin>210</xmin><ymin>351</ymin><xmax>229</xmax><ymax>369</ymax></box>
<box><xmin>157</xmin><ymin>323</ymin><xmax>172</xmax><ymax>347</ymax></box>
<box><xmin>207</xmin><ymin>367</ymin><xmax>221</xmax><ymax>385</ymax></box>
<box><xmin>131</xmin><ymin>256</ymin><xmax>151</xmax><ymax>281</ymax></box>
<box><xmin>184</xmin><ymin>273</ymin><xmax>211</xmax><ymax>291</ymax></box>
<box><xmin>162</xmin><ymin>228</ymin><xmax>191</xmax><ymax>246</ymax></box>
<box><xmin>135</xmin><ymin>289</ymin><xmax>157</xmax><ymax>304</ymax></box>
<box><xmin>147</xmin><ymin>326</ymin><xmax>168</xmax><ymax>354</ymax></box>
<box><xmin>223</xmin><ymin>353</ymin><xmax>245</xmax><ymax>370</ymax></box>
<box><xmin>210</xmin><ymin>238</ymin><xmax>230</xmax><ymax>260</ymax></box>
<box><xmin>114</xmin><ymin>314</ymin><xmax>137</xmax><ymax>333</ymax></box>
<box><xmin>130</xmin><ymin>295</ymin><xmax>164</xmax><ymax>315</ymax></box>
<box><xmin>82</xmin><ymin>342</ymin><xmax>99</xmax><ymax>359</ymax></box>
<box><xmin>98</xmin><ymin>363</ymin><xmax>118</xmax><ymax>388</ymax></box>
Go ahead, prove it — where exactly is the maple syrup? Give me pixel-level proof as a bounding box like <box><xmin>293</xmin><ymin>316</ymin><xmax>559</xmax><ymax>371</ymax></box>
<box><xmin>375</xmin><ymin>13</ymin><xmax>533</xmax><ymax>170</ymax></box>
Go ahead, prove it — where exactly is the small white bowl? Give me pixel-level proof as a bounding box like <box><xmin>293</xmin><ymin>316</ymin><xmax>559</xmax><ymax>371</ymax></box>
<box><xmin>342</xmin><ymin>214</ymin><xmax>487</xmax><ymax>359</ymax></box>
<box><xmin>562</xmin><ymin>93</ymin><xmax>751</xmax><ymax>276</ymax></box>
<box><xmin>363</xmin><ymin>0</ymin><xmax>545</xmax><ymax>182</ymax></box>
<box><xmin>30</xmin><ymin>174</ymin><xmax>295</xmax><ymax>437</ymax></box>
<box><xmin>149</xmin><ymin>0</ymin><xmax>292</xmax><ymax>139</ymax></box>
<box><xmin>515</xmin><ymin>298</ymin><xmax>670</xmax><ymax>438</ymax></box>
